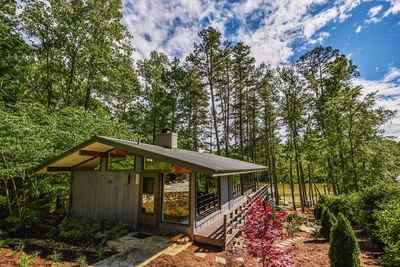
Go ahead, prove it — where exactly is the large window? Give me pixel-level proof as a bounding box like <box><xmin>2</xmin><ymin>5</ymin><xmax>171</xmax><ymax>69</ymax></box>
<box><xmin>144</xmin><ymin>157</ymin><xmax>172</xmax><ymax>170</ymax></box>
<box><xmin>196</xmin><ymin>174</ymin><xmax>219</xmax><ymax>221</ymax></box>
<box><xmin>232</xmin><ymin>174</ymin><xmax>242</xmax><ymax>199</ymax></box>
<box><xmin>242</xmin><ymin>173</ymin><xmax>256</xmax><ymax>194</ymax></box>
<box><xmin>162</xmin><ymin>173</ymin><xmax>190</xmax><ymax>224</ymax></box>
<box><xmin>108</xmin><ymin>150</ymin><xmax>135</xmax><ymax>170</ymax></box>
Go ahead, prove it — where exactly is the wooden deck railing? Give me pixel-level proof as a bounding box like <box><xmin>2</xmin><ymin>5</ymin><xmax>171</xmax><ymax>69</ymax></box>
<box><xmin>222</xmin><ymin>184</ymin><xmax>269</xmax><ymax>246</ymax></box>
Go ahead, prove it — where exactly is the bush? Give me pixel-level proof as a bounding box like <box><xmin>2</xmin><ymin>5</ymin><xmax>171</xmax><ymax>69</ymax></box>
<box><xmin>374</xmin><ymin>200</ymin><xmax>400</xmax><ymax>267</ymax></box>
<box><xmin>337</xmin><ymin>193</ymin><xmax>360</xmax><ymax>224</ymax></box>
<box><xmin>314</xmin><ymin>202</ymin><xmax>325</xmax><ymax>221</ymax></box>
<box><xmin>58</xmin><ymin>216</ymin><xmax>133</xmax><ymax>245</ymax></box>
<box><xmin>59</xmin><ymin>216</ymin><xmax>101</xmax><ymax>243</ymax></box>
<box><xmin>354</xmin><ymin>183</ymin><xmax>400</xmax><ymax>234</ymax></box>
<box><xmin>286</xmin><ymin>213</ymin><xmax>315</xmax><ymax>235</ymax></box>
<box><xmin>320</xmin><ymin>207</ymin><xmax>336</xmax><ymax>240</ymax></box>
<box><xmin>320</xmin><ymin>195</ymin><xmax>342</xmax><ymax>215</ymax></box>
<box><xmin>329</xmin><ymin>213</ymin><xmax>360</xmax><ymax>267</ymax></box>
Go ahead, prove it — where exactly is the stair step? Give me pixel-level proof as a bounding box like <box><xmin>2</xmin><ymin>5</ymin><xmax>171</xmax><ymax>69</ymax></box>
<box><xmin>48</xmin><ymin>213</ymin><xmax>64</xmax><ymax>220</ymax></box>
<box><xmin>43</xmin><ymin>218</ymin><xmax>57</xmax><ymax>224</ymax></box>
<box><xmin>37</xmin><ymin>223</ymin><xmax>52</xmax><ymax>230</ymax></box>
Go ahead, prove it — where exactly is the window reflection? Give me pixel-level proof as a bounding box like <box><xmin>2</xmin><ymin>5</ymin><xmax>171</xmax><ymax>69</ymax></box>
<box><xmin>162</xmin><ymin>173</ymin><xmax>190</xmax><ymax>224</ymax></box>
<box><xmin>108</xmin><ymin>150</ymin><xmax>135</xmax><ymax>170</ymax></box>
<box><xmin>142</xmin><ymin>177</ymin><xmax>155</xmax><ymax>214</ymax></box>
<box><xmin>144</xmin><ymin>157</ymin><xmax>172</xmax><ymax>170</ymax></box>
<box><xmin>233</xmin><ymin>174</ymin><xmax>242</xmax><ymax>199</ymax></box>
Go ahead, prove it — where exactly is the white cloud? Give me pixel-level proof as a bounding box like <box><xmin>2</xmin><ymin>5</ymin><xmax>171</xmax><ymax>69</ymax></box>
<box><xmin>383</xmin><ymin>67</ymin><xmax>400</xmax><ymax>82</ymax></box>
<box><xmin>122</xmin><ymin>0</ymin><xmax>365</xmax><ymax>65</ymax></box>
<box><xmin>365</xmin><ymin>1</ymin><xmax>400</xmax><ymax>24</ymax></box>
<box><xmin>352</xmin><ymin>68</ymin><xmax>400</xmax><ymax>139</ymax></box>
<box><xmin>383</xmin><ymin>0</ymin><xmax>400</xmax><ymax>17</ymax></box>
<box><xmin>368</xmin><ymin>5</ymin><xmax>383</xmax><ymax>17</ymax></box>
<box><xmin>121</xmin><ymin>0</ymin><xmax>400</xmax><ymax>67</ymax></box>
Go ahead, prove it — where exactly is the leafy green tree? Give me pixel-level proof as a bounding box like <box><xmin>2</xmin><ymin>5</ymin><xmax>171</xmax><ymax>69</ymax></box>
<box><xmin>374</xmin><ymin>200</ymin><xmax>400</xmax><ymax>266</ymax></box>
<box><xmin>329</xmin><ymin>213</ymin><xmax>360</xmax><ymax>267</ymax></box>
<box><xmin>21</xmin><ymin>0</ymin><xmax>139</xmax><ymax>110</ymax></box>
<box><xmin>136</xmin><ymin>51</ymin><xmax>171</xmax><ymax>142</ymax></box>
<box><xmin>277</xmin><ymin>67</ymin><xmax>309</xmax><ymax>211</ymax></box>
<box><xmin>0</xmin><ymin>104</ymin><xmax>135</xmax><ymax>232</ymax></box>
<box><xmin>0</xmin><ymin>0</ymin><xmax>31</xmax><ymax>105</ymax></box>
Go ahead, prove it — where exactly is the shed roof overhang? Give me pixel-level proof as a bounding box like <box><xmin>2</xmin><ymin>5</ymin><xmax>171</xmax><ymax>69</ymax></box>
<box><xmin>34</xmin><ymin>136</ymin><xmax>267</xmax><ymax>176</ymax></box>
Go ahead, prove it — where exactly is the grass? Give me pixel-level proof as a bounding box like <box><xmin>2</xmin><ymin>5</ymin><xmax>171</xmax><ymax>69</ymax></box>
<box><xmin>259</xmin><ymin>182</ymin><xmax>328</xmax><ymax>206</ymax></box>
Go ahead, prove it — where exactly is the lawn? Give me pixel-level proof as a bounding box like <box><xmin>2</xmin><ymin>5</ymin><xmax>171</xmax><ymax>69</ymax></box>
<box><xmin>259</xmin><ymin>182</ymin><xmax>328</xmax><ymax>206</ymax></box>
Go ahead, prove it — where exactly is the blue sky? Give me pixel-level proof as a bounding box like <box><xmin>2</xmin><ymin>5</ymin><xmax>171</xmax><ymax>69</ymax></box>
<box><xmin>121</xmin><ymin>0</ymin><xmax>400</xmax><ymax>138</ymax></box>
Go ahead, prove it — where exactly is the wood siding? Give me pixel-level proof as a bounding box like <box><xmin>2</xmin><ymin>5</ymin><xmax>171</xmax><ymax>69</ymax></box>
<box><xmin>71</xmin><ymin>170</ymin><xmax>137</xmax><ymax>224</ymax></box>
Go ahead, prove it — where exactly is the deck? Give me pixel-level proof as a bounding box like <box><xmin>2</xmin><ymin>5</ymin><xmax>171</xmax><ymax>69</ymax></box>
<box><xmin>193</xmin><ymin>185</ymin><xmax>270</xmax><ymax>248</ymax></box>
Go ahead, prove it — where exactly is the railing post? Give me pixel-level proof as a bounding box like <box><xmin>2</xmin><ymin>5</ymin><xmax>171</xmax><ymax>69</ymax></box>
<box><xmin>223</xmin><ymin>214</ymin><xmax>228</xmax><ymax>240</ymax></box>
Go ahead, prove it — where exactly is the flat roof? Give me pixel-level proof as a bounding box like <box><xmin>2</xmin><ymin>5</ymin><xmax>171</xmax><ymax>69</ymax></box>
<box><xmin>35</xmin><ymin>136</ymin><xmax>267</xmax><ymax>176</ymax></box>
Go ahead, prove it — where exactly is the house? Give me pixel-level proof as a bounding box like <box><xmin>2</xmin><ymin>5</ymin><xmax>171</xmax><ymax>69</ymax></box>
<box><xmin>35</xmin><ymin>129</ymin><xmax>268</xmax><ymax>247</ymax></box>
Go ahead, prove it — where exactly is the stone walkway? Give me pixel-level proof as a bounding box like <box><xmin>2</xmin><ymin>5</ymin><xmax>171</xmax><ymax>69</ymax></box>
<box><xmin>277</xmin><ymin>236</ymin><xmax>304</xmax><ymax>248</ymax></box>
<box><xmin>94</xmin><ymin>232</ymin><xmax>191</xmax><ymax>267</ymax></box>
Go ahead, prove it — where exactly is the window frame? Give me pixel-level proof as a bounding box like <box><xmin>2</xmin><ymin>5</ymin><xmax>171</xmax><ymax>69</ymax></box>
<box><xmin>232</xmin><ymin>174</ymin><xmax>243</xmax><ymax>199</ymax></box>
<box><xmin>195</xmin><ymin>173</ymin><xmax>221</xmax><ymax>222</ymax></box>
<box><xmin>161</xmin><ymin>172</ymin><xmax>191</xmax><ymax>225</ymax></box>
<box><xmin>143</xmin><ymin>157</ymin><xmax>172</xmax><ymax>171</ymax></box>
<box><xmin>107</xmin><ymin>150</ymin><xmax>136</xmax><ymax>171</ymax></box>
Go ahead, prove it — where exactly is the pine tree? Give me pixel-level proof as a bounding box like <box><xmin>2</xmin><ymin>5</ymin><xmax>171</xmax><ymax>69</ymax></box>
<box><xmin>187</xmin><ymin>27</ymin><xmax>223</xmax><ymax>155</ymax></box>
<box><xmin>329</xmin><ymin>213</ymin><xmax>360</xmax><ymax>267</ymax></box>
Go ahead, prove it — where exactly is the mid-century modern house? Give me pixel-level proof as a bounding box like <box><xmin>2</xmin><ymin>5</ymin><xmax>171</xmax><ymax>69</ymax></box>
<box><xmin>35</xmin><ymin>129</ymin><xmax>268</xmax><ymax>247</ymax></box>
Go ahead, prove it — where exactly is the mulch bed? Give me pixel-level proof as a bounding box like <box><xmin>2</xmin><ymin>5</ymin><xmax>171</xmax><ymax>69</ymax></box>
<box><xmin>146</xmin><ymin>242</ymin><xmax>259</xmax><ymax>267</ymax></box>
<box><xmin>0</xmin><ymin>248</ymin><xmax>75</xmax><ymax>267</ymax></box>
<box><xmin>147</xmin><ymin>209</ymin><xmax>383</xmax><ymax>267</ymax></box>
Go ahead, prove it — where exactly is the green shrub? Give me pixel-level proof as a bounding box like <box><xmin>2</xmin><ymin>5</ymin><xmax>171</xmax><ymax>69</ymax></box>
<box><xmin>321</xmin><ymin>195</ymin><xmax>342</xmax><ymax>215</ymax></box>
<box><xmin>59</xmin><ymin>216</ymin><xmax>101</xmax><ymax>243</ymax></box>
<box><xmin>329</xmin><ymin>213</ymin><xmax>360</xmax><ymax>267</ymax></box>
<box><xmin>320</xmin><ymin>207</ymin><xmax>336</xmax><ymax>240</ymax></box>
<box><xmin>374</xmin><ymin>200</ymin><xmax>400</xmax><ymax>267</ymax></box>
<box><xmin>337</xmin><ymin>192</ymin><xmax>360</xmax><ymax>224</ymax></box>
<box><xmin>58</xmin><ymin>216</ymin><xmax>133</xmax><ymax>245</ymax></box>
<box><xmin>314</xmin><ymin>202</ymin><xmax>325</xmax><ymax>221</ymax></box>
<box><xmin>354</xmin><ymin>183</ymin><xmax>400</xmax><ymax>234</ymax></box>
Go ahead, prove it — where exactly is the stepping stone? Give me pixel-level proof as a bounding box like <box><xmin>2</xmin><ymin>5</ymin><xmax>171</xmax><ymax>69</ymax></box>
<box><xmin>235</xmin><ymin>257</ymin><xmax>244</xmax><ymax>262</ymax></box>
<box><xmin>195</xmin><ymin>252</ymin><xmax>207</xmax><ymax>258</ymax></box>
<box><xmin>215</xmin><ymin>256</ymin><xmax>226</xmax><ymax>265</ymax></box>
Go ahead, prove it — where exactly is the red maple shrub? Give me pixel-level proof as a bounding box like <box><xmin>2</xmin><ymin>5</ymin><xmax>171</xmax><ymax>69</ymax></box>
<box><xmin>243</xmin><ymin>197</ymin><xmax>293</xmax><ymax>267</ymax></box>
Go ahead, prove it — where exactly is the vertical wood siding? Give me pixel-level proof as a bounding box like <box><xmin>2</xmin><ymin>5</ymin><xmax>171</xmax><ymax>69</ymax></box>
<box><xmin>71</xmin><ymin>170</ymin><xmax>137</xmax><ymax>224</ymax></box>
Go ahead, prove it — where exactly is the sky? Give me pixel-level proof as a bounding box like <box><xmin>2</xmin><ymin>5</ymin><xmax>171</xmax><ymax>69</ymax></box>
<box><xmin>121</xmin><ymin>0</ymin><xmax>400</xmax><ymax>139</ymax></box>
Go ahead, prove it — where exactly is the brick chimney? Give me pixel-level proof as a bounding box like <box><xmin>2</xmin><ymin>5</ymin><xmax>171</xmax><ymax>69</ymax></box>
<box><xmin>154</xmin><ymin>128</ymin><xmax>178</xmax><ymax>149</ymax></box>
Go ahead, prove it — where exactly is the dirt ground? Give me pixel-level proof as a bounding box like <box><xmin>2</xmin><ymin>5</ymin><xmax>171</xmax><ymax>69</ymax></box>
<box><xmin>147</xmin><ymin>227</ymin><xmax>382</xmax><ymax>267</ymax></box>
<box><xmin>0</xmin><ymin>229</ymin><xmax>382</xmax><ymax>267</ymax></box>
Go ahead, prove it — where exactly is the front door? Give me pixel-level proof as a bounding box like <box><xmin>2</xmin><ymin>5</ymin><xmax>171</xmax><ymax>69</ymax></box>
<box><xmin>139</xmin><ymin>172</ymin><xmax>159</xmax><ymax>227</ymax></box>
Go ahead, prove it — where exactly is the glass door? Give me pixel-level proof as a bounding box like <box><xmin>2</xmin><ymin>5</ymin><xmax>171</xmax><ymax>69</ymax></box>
<box><xmin>139</xmin><ymin>173</ymin><xmax>159</xmax><ymax>227</ymax></box>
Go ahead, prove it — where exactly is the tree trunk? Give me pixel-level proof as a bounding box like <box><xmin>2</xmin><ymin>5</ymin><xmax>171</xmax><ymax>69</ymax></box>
<box><xmin>289</xmin><ymin>156</ymin><xmax>296</xmax><ymax>210</ymax></box>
